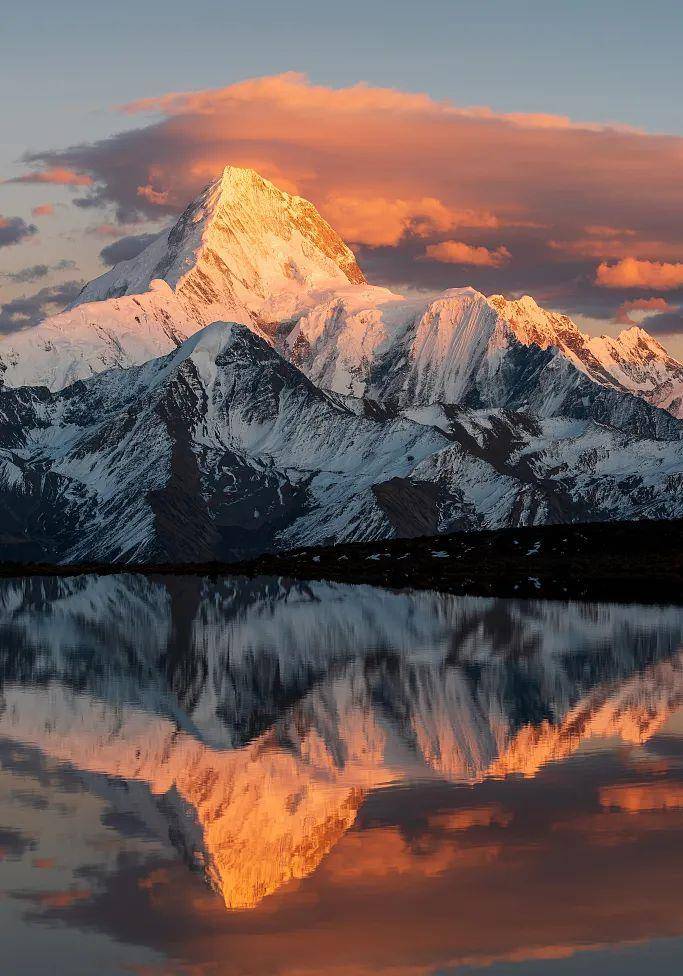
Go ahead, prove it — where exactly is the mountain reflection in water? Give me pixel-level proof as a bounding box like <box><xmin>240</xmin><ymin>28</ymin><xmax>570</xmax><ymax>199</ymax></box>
<box><xmin>2</xmin><ymin>574</ymin><xmax>683</xmax><ymax>975</ymax></box>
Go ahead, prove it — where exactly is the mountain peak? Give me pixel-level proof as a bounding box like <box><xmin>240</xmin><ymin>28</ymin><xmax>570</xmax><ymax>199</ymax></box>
<box><xmin>215</xmin><ymin>164</ymin><xmax>284</xmax><ymax>196</ymax></box>
<box><xmin>616</xmin><ymin>324</ymin><xmax>666</xmax><ymax>349</ymax></box>
<box><xmin>70</xmin><ymin>164</ymin><xmax>366</xmax><ymax>326</ymax></box>
<box><xmin>487</xmin><ymin>293</ymin><xmax>582</xmax><ymax>353</ymax></box>
<box><xmin>212</xmin><ymin>164</ymin><xmax>288</xmax><ymax>205</ymax></box>
<box><xmin>219</xmin><ymin>164</ymin><xmax>262</xmax><ymax>184</ymax></box>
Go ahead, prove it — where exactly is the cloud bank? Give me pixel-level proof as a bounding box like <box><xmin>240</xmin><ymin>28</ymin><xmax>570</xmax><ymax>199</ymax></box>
<box><xmin>8</xmin><ymin>168</ymin><xmax>93</xmax><ymax>187</ymax></box>
<box><xmin>1</xmin><ymin>260</ymin><xmax>77</xmax><ymax>285</ymax></box>
<box><xmin>0</xmin><ymin>281</ymin><xmax>84</xmax><ymax>333</ymax></box>
<box><xmin>12</xmin><ymin>72</ymin><xmax>683</xmax><ymax>332</ymax></box>
<box><xmin>98</xmin><ymin>233</ymin><xmax>159</xmax><ymax>267</ymax></box>
<box><xmin>0</xmin><ymin>216</ymin><xmax>37</xmax><ymax>248</ymax></box>
<box><xmin>596</xmin><ymin>258</ymin><xmax>683</xmax><ymax>290</ymax></box>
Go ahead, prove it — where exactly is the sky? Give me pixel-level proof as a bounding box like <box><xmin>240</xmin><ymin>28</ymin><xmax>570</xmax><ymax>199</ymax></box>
<box><xmin>2</xmin><ymin>0</ymin><xmax>683</xmax><ymax>353</ymax></box>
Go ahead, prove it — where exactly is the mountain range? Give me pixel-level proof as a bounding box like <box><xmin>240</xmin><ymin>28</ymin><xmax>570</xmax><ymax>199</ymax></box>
<box><xmin>1</xmin><ymin>166</ymin><xmax>683</xmax><ymax>562</ymax></box>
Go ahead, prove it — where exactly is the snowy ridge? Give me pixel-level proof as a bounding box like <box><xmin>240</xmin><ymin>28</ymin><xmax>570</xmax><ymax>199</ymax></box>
<box><xmin>585</xmin><ymin>326</ymin><xmax>683</xmax><ymax>417</ymax></box>
<box><xmin>283</xmin><ymin>287</ymin><xmax>683</xmax><ymax>426</ymax></box>
<box><xmin>0</xmin><ymin>165</ymin><xmax>680</xmax><ymax>429</ymax></box>
<box><xmin>0</xmin><ymin>280</ymin><xmax>202</xmax><ymax>391</ymax></box>
<box><xmin>0</xmin><ymin>322</ymin><xmax>683</xmax><ymax>563</ymax></box>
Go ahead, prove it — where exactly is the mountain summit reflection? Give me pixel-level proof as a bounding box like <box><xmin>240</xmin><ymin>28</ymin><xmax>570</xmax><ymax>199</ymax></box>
<box><xmin>2</xmin><ymin>575</ymin><xmax>683</xmax><ymax>975</ymax></box>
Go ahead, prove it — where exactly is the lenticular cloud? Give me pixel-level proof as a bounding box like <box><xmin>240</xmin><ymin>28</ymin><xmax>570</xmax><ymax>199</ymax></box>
<box><xmin>16</xmin><ymin>72</ymin><xmax>683</xmax><ymax>321</ymax></box>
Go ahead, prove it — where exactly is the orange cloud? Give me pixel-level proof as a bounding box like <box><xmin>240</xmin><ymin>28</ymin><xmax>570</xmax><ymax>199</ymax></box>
<box><xmin>137</xmin><ymin>184</ymin><xmax>170</xmax><ymax>206</ymax></box>
<box><xmin>33</xmin><ymin>73</ymin><xmax>682</xmax><ymax>235</ymax></box>
<box><xmin>615</xmin><ymin>297</ymin><xmax>671</xmax><ymax>324</ymax></box>
<box><xmin>549</xmin><ymin>234</ymin><xmax>681</xmax><ymax>262</ymax></box>
<box><xmin>10</xmin><ymin>167</ymin><xmax>93</xmax><ymax>186</ymax></box>
<box><xmin>312</xmin><ymin>196</ymin><xmax>433</xmax><ymax>247</ymax></box>
<box><xmin>425</xmin><ymin>240</ymin><xmax>511</xmax><ymax>267</ymax></box>
<box><xmin>596</xmin><ymin>257</ymin><xmax>683</xmax><ymax>290</ymax></box>
<box><xmin>31</xmin><ymin>203</ymin><xmax>54</xmax><ymax>217</ymax></box>
<box><xmin>120</xmin><ymin>72</ymin><xmax>629</xmax><ymax>134</ymax></box>
<box><xmin>22</xmin><ymin>72</ymin><xmax>683</xmax><ymax>316</ymax></box>
<box><xmin>321</xmin><ymin>194</ymin><xmax>514</xmax><ymax>247</ymax></box>
<box><xmin>320</xmin><ymin>196</ymin><xmax>500</xmax><ymax>247</ymax></box>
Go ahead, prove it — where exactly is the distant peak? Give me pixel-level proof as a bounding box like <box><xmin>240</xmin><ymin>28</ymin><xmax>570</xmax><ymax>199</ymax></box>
<box><xmin>618</xmin><ymin>325</ymin><xmax>654</xmax><ymax>340</ymax></box>
<box><xmin>164</xmin><ymin>320</ymin><xmax>271</xmax><ymax>380</ymax></box>
<box><xmin>179</xmin><ymin>319</ymin><xmax>247</xmax><ymax>358</ymax></box>
<box><xmin>489</xmin><ymin>294</ymin><xmax>540</xmax><ymax>311</ymax></box>
<box><xmin>614</xmin><ymin>325</ymin><xmax>668</xmax><ymax>351</ymax></box>
<box><xmin>439</xmin><ymin>286</ymin><xmax>487</xmax><ymax>301</ymax></box>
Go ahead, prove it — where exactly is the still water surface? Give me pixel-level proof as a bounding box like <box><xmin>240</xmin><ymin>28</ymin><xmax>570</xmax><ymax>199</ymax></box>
<box><xmin>1</xmin><ymin>574</ymin><xmax>683</xmax><ymax>975</ymax></box>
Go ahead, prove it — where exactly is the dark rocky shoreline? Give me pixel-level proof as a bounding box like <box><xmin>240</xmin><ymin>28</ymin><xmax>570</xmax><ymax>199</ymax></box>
<box><xmin>0</xmin><ymin>518</ymin><xmax>681</xmax><ymax>605</ymax></box>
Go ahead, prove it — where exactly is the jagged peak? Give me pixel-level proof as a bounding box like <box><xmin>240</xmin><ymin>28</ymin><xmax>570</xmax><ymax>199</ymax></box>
<box><xmin>489</xmin><ymin>295</ymin><xmax>543</xmax><ymax>311</ymax></box>
<box><xmin>219</xmin><ymin>164</ymin><xmax>265</xmax><ymax>186</ymax></box>
<box><xmin>489</xmin><ymin>292</ymin><xmax>572</xmax><ymax>323</ymax></box>
<box><xmin>615</xmin><ymin>324</ymin><xmax>666</xmax><ymax>348</ymax></box>
<box><xmin>438</xmin><ymin>285</ymin><xmax>487</xmax><ymax>302</ymax></box>
<box><xmin>208</xmin><ymin>165</ymin><xmax>293</xmax><ymax>210</ymax></box>
<box><xmin>204</xmin><ymin>165</ymin><xmax>366</xmax><ymax>284</ymax></box>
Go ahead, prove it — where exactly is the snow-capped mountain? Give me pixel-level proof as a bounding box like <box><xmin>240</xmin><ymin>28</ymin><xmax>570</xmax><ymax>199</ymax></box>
<box><xmin>72</xmin><ymin>165</ymin><xmax>365</xmax><ymax>316</ymax></box>
<box><xmin>0</xmin><ymin>166</ymin><xmax>365</xmax><ymax>390</ymax></box>
<box><xmin>584</xmin><ymin>325</ymin><xmax>683</xmax><ymax>417</ymax></box>
<box><xmin>491</xmin><ymin>295</ymin><xmax>683</xmax><ymax>417</ymax></box>
<box><xmin>282</xmin><ymin>287</ymin><xmax>683</xmax><ymax>425</ymax></box>
<box><xmin>0</xmin><ymin>164</ymin><xmax>682</xmax><ymax>558</ymax></box>
<box><xmin>0</xmin><ymin>321</ymin><xmax>446</xmax><ymax>562</ymax></box>
<box><xmin>1</xmin><ymin>574</ymin><xmax>682</xmax><ymax>907</ymax></box>
<box><xmin>1</xmin><ymin>321</ymin><xmax>683</xmax><ymax>563</ymax></box>
<box><xmin>0</xmin><ymin>164</ymin><xmax>681</xmax><ymax>432</ymax></box>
